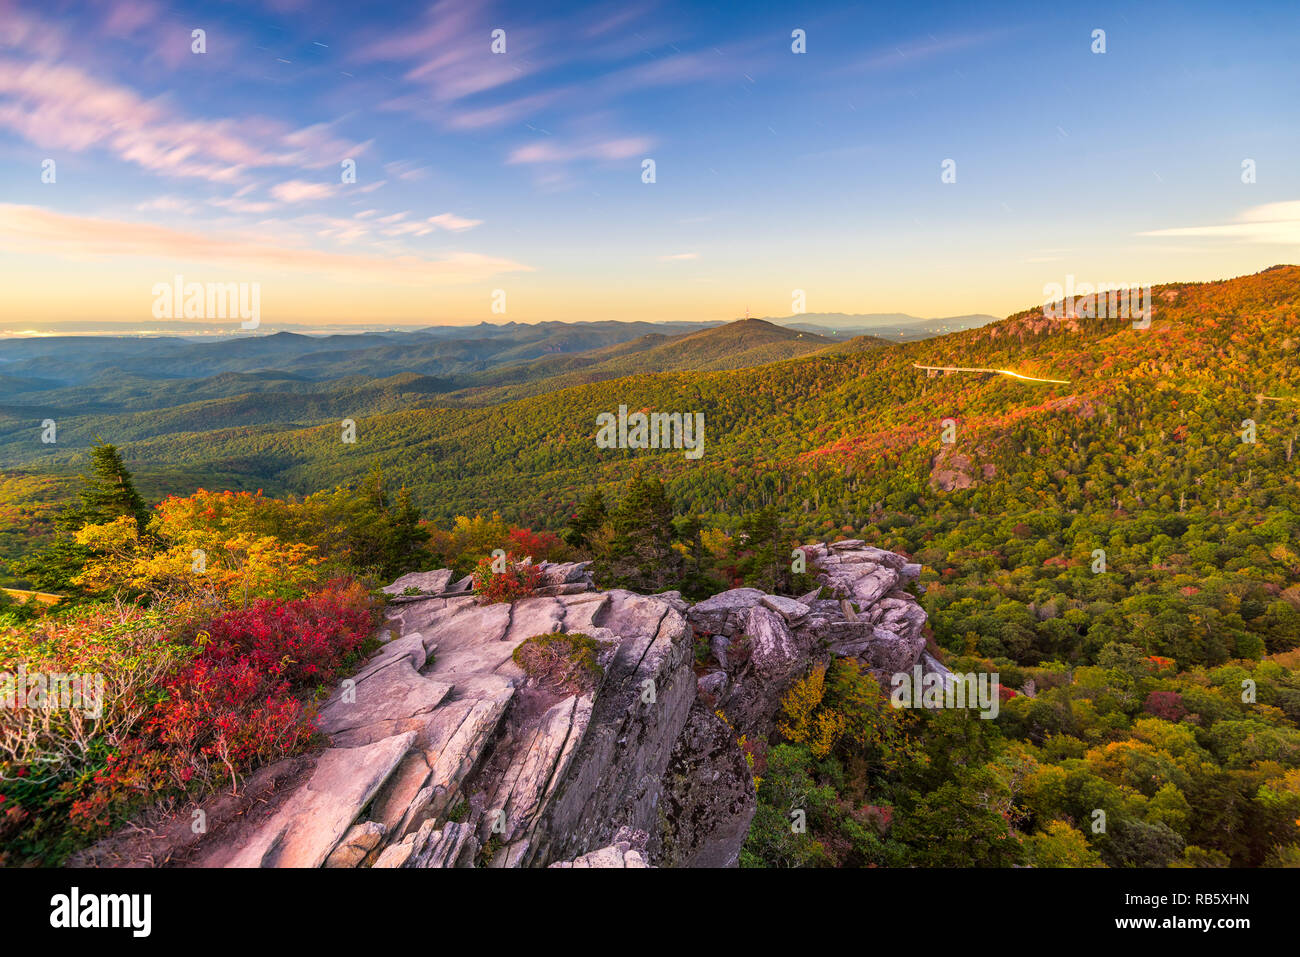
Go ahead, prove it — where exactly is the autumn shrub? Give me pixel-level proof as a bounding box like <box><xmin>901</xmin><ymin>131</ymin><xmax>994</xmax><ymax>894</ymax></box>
<box><xmin>74</xmin><ymin>512</ymin><xmax>323</xmax><ymax>608</ymax></box>
<box><xmin>511</xmin><ymin>632</ymin><xmax>606</xmax><ymax>695</ymax></box>
<box><xmin>472</xmin><ymin>553</ymin><xmax>542</xmax><ymax>604</ymax></box>
<box><xmin>0</xmin><ymin>602</ymin><xmax>191</xmax><ymax>864</ymax></box>
<box><xmin>427</xmin><ymin>513</ymin><xmax>570</xmax><ymax>574</ymax></box>
<box><xmin>504</xmin><ymin>526</ymin><xmax>567</xmax><ymax>563</ymax></box>
<box><xmin>0</xmin><ymin>579</ymin><xmax>379</xmax><ymax>864</ymax></box>
<box><xmin>193</xmin><ymin>578</ymin><xmax>377</xmax><ymax>692</ymax></box>
<box><xmin>116</xmin><ymin>579</ymin><xmax>379</xmax><ymax>797</ymax></box>
<box><xmin>1143</xmin><ymin>690</ymin><xmax>1189</xmax><ymax>722</ymax></box>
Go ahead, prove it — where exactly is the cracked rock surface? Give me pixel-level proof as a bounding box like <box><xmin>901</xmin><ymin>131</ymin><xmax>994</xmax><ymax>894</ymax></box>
<box><xmin>123</xmin><ymin>547</ymin><xmax>935</xmax><ymax>869</ymax></box>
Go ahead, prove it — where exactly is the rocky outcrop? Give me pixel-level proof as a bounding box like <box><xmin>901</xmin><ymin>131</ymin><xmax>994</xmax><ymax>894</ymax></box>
<box><xmin>685</xmin><ymin>540</ymin><xmax>938</xmax><ymax>741</ymax></box>
<box><xmin>652</xmin><ymin>707</ymin><xmax>757</xmax><ymax>867</ymax></box>
<box><xmin>116</xmin><ymin>543</ymin><xmax>934</xmax><ymax>870</ymax></box>
<box><xmin>550</xmin><ymin>828</ymin><xmax>651</xmax><ymax>868</ymax></box>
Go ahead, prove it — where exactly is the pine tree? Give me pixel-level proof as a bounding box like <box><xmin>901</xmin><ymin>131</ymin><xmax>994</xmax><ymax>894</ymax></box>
<box><xmin>733</xmin><ymin>505</ymin><xmax>812</xmax><ymax>595</ymax></box>
<box><xmin>562</xmin><ymin>488</ymin><xmax>608</xmax><ymax>549</ymax></box>
<box><xmin>75</xmin><ymin>442</ymin><xmax>151</xmax><ymax>531</ymax></box>
<box><xmin>602</xmin><ymin>474</ymin><xmax>680</xmax><ymax>591</ymax></box>
<box><xmin>23</xmin><ymin>443</ymin><xmax>150</xmax><ymax>593</ymax></box>
<box><xmin>735</xmin><ymin>505</ymin><xmax>784</xmax><ymax>593</ymax></box>
<box><xmin>341</xmin><ymin>466</ymin><xmax>429</xmax><ymax>577</ymax></box>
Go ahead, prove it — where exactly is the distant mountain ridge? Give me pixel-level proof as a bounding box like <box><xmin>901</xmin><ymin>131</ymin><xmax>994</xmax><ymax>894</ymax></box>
<box><xmin>0</xmin><ymin>316</ymin><xmax>874</xmax><ymax>450</ymax></box>
<box><xmin>3</xmin><ymin>263</ymin><xmax>1287</xmax><ymax>529</ymax></box>
<box><xmin>771</xmin><ymin>312</ymin><xmax>1000</xmax><ymax>340</ymax></box>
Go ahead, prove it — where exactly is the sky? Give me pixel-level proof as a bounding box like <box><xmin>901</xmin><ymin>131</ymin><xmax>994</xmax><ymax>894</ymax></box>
<box><xmin>1</xmin><ymin>0</ymin><xmax>1298</xmax><ymax>331</ymax></box>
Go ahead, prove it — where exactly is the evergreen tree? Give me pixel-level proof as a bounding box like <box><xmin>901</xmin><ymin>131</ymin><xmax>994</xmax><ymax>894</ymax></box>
<box><xmin>325</xmin><ymin>466</ymin><xmax>429</xmax><ymax>578</ymax></box>
<box><xmin>562</xmin><ymin>488</ymin><xmax>608</xmax><ymax>549</ymax></box>
<box><xmin>601</xmin><ymin>474</ymin><xmax>681</xmax><ymax>591</ymax></box>
<box><xmin>733</xmin><ymin>505</ymin><xmax>814</xmax><ymax>595</ymax></box>
<box><xmin>671</xmin><ymin>513</ymin><xmax>723</xmax><ymax>599</ymax></box>
<box><xmin>74</xmin><ymin>443</ymin><xmax>151</xmax><ymax>531</ymax></box>
<box><xmin>22</xmin><ymin>443</ymin><xmax>150</xmax><ymax>594</ymax></box>
<box><xmin>384</xmin><ymin>486</ymin><xmax>429</xmax><ymax>576</ymax></box>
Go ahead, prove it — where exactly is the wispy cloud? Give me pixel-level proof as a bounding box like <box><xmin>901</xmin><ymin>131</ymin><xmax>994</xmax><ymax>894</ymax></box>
<box><xmin>209</xmin><ymin>196</ymin><xmax>279</xmax><ymax>214</ymax></box>
<box><xmin>507</xmin><ymin>136</ymin><xmax>651</xmax><ymax>165</ymax></box>
<box><xmin>0</xmin><ymin>57</ymin><xmax>366</xmax><ymax>184</ymax></box>
<box><xmin>271</xmin><ymin>180</ymin><xmax>336</xmax><ymax>203</ymax></box>
<box><xmin>0</xmin><ymin>203</ymin><xmax>531</xmax><ymax>285</ymax></box>
<box><xmin>842</xmin><ymin>29</ymin><xmax>1011</xmax><ymax>73</ymax></box>
<box><xmin>136</xmin><ymin>195</ymin><xmax>197</xmax><ymax>213</ymax></box>
<box><xmin>1139</xmin><ymin>201</ymin><xmax>1300</xmax><ymax>245</ymax></box>
<box><xmin>428</xmin><ymin>212</ymin><xmax>482</xmax><ymax>231</ymax></box>
<box><xmin>356</xmin><ymin>0</ymin><xmax>538</xmax><ymax>103</ymax></box>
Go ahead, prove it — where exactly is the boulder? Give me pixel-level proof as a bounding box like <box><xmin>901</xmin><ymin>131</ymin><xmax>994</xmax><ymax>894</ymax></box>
<box><xmin>652</xmin><ymin>707</ymin><xmax>756</xmax><ymax>867</ymax></box>
<box><xmin>317</xmin><ymin>655</ymin><xmax>452</xmax><ymax>742</ymax></box>
<box><xmin>222</xmin><ymin>731</ymin><xmax>416</xmax><ymax>869</ymax></box>
<box><xmin>383</xmin><ymin>569</ymin><xmax>454</xmax><ymax>596</ymax></box>
<box><xmin>697</xmin><ymin>671</ymin><xmax>728</xmax><ymax>699</ymax></box>
<box><xmin>323</xmin><ymin>821</ymin><xmax>385</xmax><ymax>868</ymax></box>
<box><xmin>550</xmin><ymin>829</ymin><xmax>652</xmax><ymax>868</ymax></box>
<box><xmin>760</xmin><ymin>593</ymin><xmax>811</xmax><ymax>623</ymax></box>
<box><xmin>687</xmin><ymin>588</ymin><xmax>765</xmax><ymax>636</ymax></box>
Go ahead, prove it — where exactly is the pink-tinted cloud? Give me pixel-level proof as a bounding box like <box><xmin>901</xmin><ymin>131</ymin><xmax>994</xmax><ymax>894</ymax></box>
<box><xmin>0</xmin><ymin>25</ymin><xmax>367</xmax><ymax>185</ymax></box>
<box><xmin>136</xmin><ymin>195</ymin><xmax>197</xmax><ymax>213</ymax></box>
<box><xmin>357</xmin><ymin>0</ymin><xmax>538</xmax><ymax>103</ymax></box>
<box><xmin>0</xmin><ymin>203</ymin><xmax>532</xmax><ymax>285</ymax></box>
<box><xmin>0</xmin><ymin>3</ymin><xmax>67</xmax><ymax>59</ymax></box>
<box><xmin>101</xmin><ymin>0</ymin><xmax>163</xmax><ymax>38</ymax></box>
<box><xmin>504</xmin><ymin>135</ymin><xmax>650</xmax><ymax>165</ymax></box>
<box><xmin>507</xmin><ymin>136</ymin><xmax>652</xmax><ymax>165</ymax></box>
<box><xmin>427</xmin><ymin>212</ymin><xmax>482</xmax><ymax>231</ymax></box>
<box><xmin>443</xmin><ymin>91</ymin><xmax>563</xmax><ymax>130</ymax></box>
<box><xmin>209</xmin><ymin>196</ymin><xmax>279</xmax><ymax>214</ymax></box>
<box><xmin>271</xmin><ymin>180</ymin><xmax>335</xmax><ymax>203</ymax></box>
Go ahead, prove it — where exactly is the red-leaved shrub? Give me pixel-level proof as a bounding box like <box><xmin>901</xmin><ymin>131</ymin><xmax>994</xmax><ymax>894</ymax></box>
<box><xmin>69</xmin><ymin>579</ymin><xmax>378</xmax><ymax>827</ymax></box>
<box><xmin>197</xmin><ymin>578</ymin><xmax>375</xmax><ymax>691</ymax></box>
<box><xmin>472</xmin><ymin>553</ymin><xmax>542</xmax><ymax>604</ymax></box>
<box><xmin>1143</xmin><ymin>690</ymin><xmax>1188</xmax><ymax>722</ymax></box>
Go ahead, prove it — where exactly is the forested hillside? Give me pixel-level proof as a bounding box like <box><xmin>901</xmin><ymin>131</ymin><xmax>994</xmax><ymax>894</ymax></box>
<box><xmin>0</xmin><ymin>318</ymin><xmax>842</xmax><ymax>457</ymax></box>
<box><xmin>16</xmin><ymin>266</ymin><xmax>1293</xmax><ymax>527</ymax></box>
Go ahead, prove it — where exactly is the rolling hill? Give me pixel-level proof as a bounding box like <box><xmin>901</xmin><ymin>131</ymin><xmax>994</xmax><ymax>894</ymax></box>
<box><xmin>0</xmin><ymin>318</ymin><xmax>855</xmax><ymax>450</ymax></box>
<box><xmin>7</xmin><ymin>266</ymin><xmax>1296</xmax><ymax>544</ymax></box>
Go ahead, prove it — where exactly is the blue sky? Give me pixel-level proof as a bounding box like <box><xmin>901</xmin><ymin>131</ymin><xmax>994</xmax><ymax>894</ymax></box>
<box><xmin>1</xmin><ymin>0</ymin><xmax>1298</xmax><ymax>328</ymax></box>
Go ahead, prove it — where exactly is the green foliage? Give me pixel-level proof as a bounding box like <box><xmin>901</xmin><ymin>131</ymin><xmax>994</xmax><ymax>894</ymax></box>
<box><xmin>732</xmin><ymin>506</ymin><xmax>816</xmax><ymax>595</ymax></box>
<box><xmin>562</xmin><ymin>488</ymin><xmax>607</xmax><ymax>549</ymax></box>
<box><xmin>74</xmin><ymin>443</ymin><xmax>151</xmax><ymax>532</ymax></box>
<box><xmin>591</xmin><ymin>473</ymin><xmax>683</xmax><ymax>593</ymax></box>
<box><xmin>305</xmin><ymin>466</ymin><xmax>430</xmax><ymax>580</ymax></box>
<box><xmin>18</xmin><ymin>443</ymin><xmax>151</xmax><ymax>594</ymax></box>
